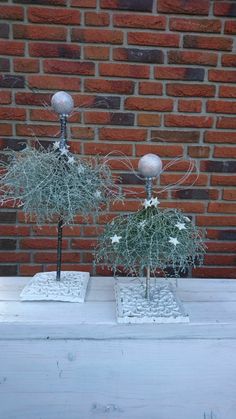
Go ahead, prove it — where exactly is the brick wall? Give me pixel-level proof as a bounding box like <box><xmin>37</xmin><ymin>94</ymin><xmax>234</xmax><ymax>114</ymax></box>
<box><xmin>0</xmin><ymin>0</ymin><xmax>236</xmax><ymax>278</ymax></box>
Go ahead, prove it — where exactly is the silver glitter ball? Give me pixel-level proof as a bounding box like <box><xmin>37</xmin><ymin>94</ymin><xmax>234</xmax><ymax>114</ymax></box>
<box><xmin>138</xmin><ymin>153</ymin><xmax>163</xmax><ymax>178</ymax></box>
<box><xmin>51</xmin><ymin>91</ymin><xmax>74</xmax><ymax>115</ymax></box>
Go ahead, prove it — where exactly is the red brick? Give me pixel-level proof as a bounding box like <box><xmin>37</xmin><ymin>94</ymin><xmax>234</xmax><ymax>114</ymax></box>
<box><xmin>28</xmin><ymin>6</ymin><xmax>80</xmax><ymax>24</ymax></box>
<box><xmin>100</xmin><ymin>0</ymin><xmax>153</xmax><ymax>12</ymax></box>
<box><xmin>113</xmin><ymin>48</ymin><xmax>164</xmax><ymax>64</ymax></box>
<box><xmin>70</xmin><ymin>127</ymin><xmax>94</xmax><ymax>140</ymax></box>
<box><xmin>139</xmin><ymin>82</ymin><xmax>163</xmax><ymax>95</ymax></box>
<box><xmin>151</xmin><ymin>130</ymin><xmax>200</xmax><ymax>143</ymax></box>
<box><xmin>113</xmin><ymin>14</ymin><xmax>166</xmax><ymax>30</ymax></box>
<box><xmin>219</xmin><ymin>85</ymin><xmax>236</xmax><ymax>98</ymax></box>
<box><xmin>188</xmin><ymin>146</ymin><xmax>210</xmax><ymax>158</ymax></box>
<box><xmin>99</xmin><ymin>63</ymin><xmax>150</xmax><ymax>79</ymax></box>
<box><xmin>167</xmin><ymin>84</ymin><xmax>215</xmax><ymax>97</ymax></box>
<box><xmin>222</xmin><ymin>54</ymin><xmax>236</xmax><ymax>67</ymax></box>
<box><xmin>44</xmin><ymin>60</ymin><xmax>95</xmax><ymax>76</ymax></box>
<box><xmin>0</xmin><ymin>107</ymin><xmax>26</xmax><ymax>121</ymax></box>
<box><xmin>205</xmin><ymin>242</ymin><xmax>236</xmax><ymax>253</ymax></box>
<box><xmin>19</xmin><ymin>265</ymin><xmax>42</xmax><ymax>276</ymax></box>
<box><xmin>170</xmin><ymin>17</ymin><xmax>221</xmax><ymax>33</ymax></box>
<box><xmin>193</xmin><ymin>267</ymin><xmax>236</xmax><ymax>279</ymax></box>
<box><xmin>125</xmin><ymin>97</ymin><xmax>173</xmax><ymax>112</ymax></box>
<box><xmin>136</xmin><ymin>144</ymin><xmax>183</xmax><ymax>157</ymax></box>
<box><xmin>29</xmin><ymin>42</ymin><xmax>80</xmax><ymax>59</ymax></box>
<box><xmin>15</xmin><ymin>92</ymin><xmax>51</xmax><ymax>106</ymax></box>
<box><xmin>20</xmin><ymin>238</ymin><xmax>68</xmax><ymax>250</ymax></box>
<box><xmin>205</xmin><ymin>131</ymin><xmax>236</xmax><ymax>144</ymax></box>
<box><xmin>99</xmin><ymin>128</ymin><xmax>147</xmax><ymax>141</ymax></box>
<box><xmin>0</xmin><ymin>5</ymin><xmax>24</xmax><ymax>20</ymax></box>
<box><xmin>34</xmin><ymin>252</ymin><xmax>81</xmax><ymax>263</ymax></box>
<box><xmin>223</xmin><ymin>189</ymin><xmax>236</xmax><ymax>201</ymax></box>
<box><xmin>85</xmin><ymin>12</ymin><xmax>109</xmax><ymax>26</ymax></box>
<box><xmin>14</xmin><ymin>58</ymin><xmax>39</xmax><ymax>73</ymax></box>
<box><xmin>160</xmin><ymin>174</ymin><xmax>208</xmax><ymax>186</ymax></box>
<box><xmin>137</xmin><ymin>114</ymin><xmax>161</xmax><ymax>127</ymax></box>
<box><xmin>85</xmin><ymin>79</ymin><xmax>134</xmax><ymax>94</ymax></box>
<box><xmin>111</xmin><ymin>200</ymin><xmax>141</xmax><ymax>212</ymax></box>
<box><xmin>155</xmin><ymin>67</ymin><xmax>204</xmax><ymax>81</ymax></box>
<box><xmin>160</xmin><ymin>201</ymin><xmax>205</xmax><ymax>213</ymax></box>
<box><xmin>0</xmin><ymin>252</ymin><xmax>30</xmax><ymax>263</ymax></box>
<box><xmin>13</xmin><ymin>24</ymin><xmax>67</xmax><ymax>40</ymax></box>
<box><xmin>216</xmin><ymin>116</ymin><xmax>236</xmax><ymax>129</ymax></box>
<box><xmin>196</xmin><ymin>215</ymin><xmax>236</xmax><ymax>227</ymax></box>
<box><xmin>214</xmin><ymin>2</ymin><xmax>236</xmax><ymax>17</ymax></box>
<box><xmin>165</xmin><ymin>115</ymin><xmax>213</xmax><ymax>128</ymax></box>
<box><xmin>28</xmin><ymin>75</ymin><xmax>81</xmax><ymax>91</ymax></box>
<box><xmin>178</xmin><ymin>100</ymin><xmax>202</xmax><ymax>113</ymax></box>
<box><xmin>0</xmin><ymin>91</ymin><xmax>11</xmax><ymax>105</ymax></box>
<box><xmin>207</xmin><ymin>100</ymin><xmax>236</xmax><ymax>114</ymax></box>
<box><xmin>168</xmin><ymin>50</ymin><xmax>218</xmax><ymax>66</ymax></box>
<box><xmin>30</xmin><ymin>109</ymin><xmax>80</xmax><ymax>123</ymax></box>
<box><xmin>208</xmin><ymin>70</ymin><xmax>236</xmax><ymax>83</ymax></box>
<box><xmin>84</xmin><ymin>111</ymin><xmax>134</xmax><ymax>126</ymax></box>
<box><xmin>173</xmin><ymin>188</ymin><xmax>218</xmax><ymax>200</ymax></box>
<box><xmin>71</xmin><ymin>0</ymin><xmax>96</xmax><ymax>6</ymax></box>
<box><xmin>71</xmin><ymin>28</ymin><xmax>123</xmax><ymax>44</ymax></box>
<box><xmin>16</xmin><ymin>124</ymin><xmax>59</xmax><ymax>137</ymax></box>
<box><xmin>211</xmin><ymin>175</ymin><xmax>236</xmax><ymax>186</ymax></box>
<box><xmin>0</xmin><ymin>40</ymin><xmax>24</xmax><ymax>56</ymax></box>
<box><xmin>183</xmin><ymin>35</ymin><xmax>233</xmax><ymax>51</ymax></box>
<box><xmin>214</xmin><ymin>146</ymin><xmax>236</xmax><ymax>158</ymax></box>
<box><xmin>157</xmin><ymin>0</ymin><xmax>210</xmax><ymax>15</ymax></box>
<box><xmin>208</xmin><ymin>202</ymin><xmax>236</xmax><ymax>213</ymax></box>
<box><xmin>0</xmin><ymin>124</ymin><xmax>12</xmax><ymax>136</ymax></box>
<box><xmin>205</xmin><ymin>254</ymin><xmax>235</xmax><ymax>266</ymax></box>
<box><xmin>84</xmin><ymin>142</ymin><xmax>133</xmax><ymax>156</ymax></box>
<box><xmin>0</xmin><ymin>226</ymin><xmax>30</xmax><ymax>236</ymax></box>
<box><xmin>84</xmin><ymin>46</ymin><xmax>110</xmax><ymax>60</ymax></box>
<box><xmin>225</xmin><ymin>20</ymin><xmax>236</xmax><ymax>34</ymax></box>
<box><xmin>128</xmin><ymin>32</ymin><xmax>180</xmax><ymax>47</ymax></box>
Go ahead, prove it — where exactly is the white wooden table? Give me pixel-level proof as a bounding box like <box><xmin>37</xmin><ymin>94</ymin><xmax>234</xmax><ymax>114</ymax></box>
<box><xmin>0</xmin><ymin>276</ymin><xmax>236</xmax><ymax>419</ymax></box>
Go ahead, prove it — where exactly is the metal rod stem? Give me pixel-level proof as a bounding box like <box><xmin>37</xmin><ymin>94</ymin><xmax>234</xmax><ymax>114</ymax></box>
<box><xmin>56</xmin><ymin>219</ymin><xmax>63</xmax><ymax>281</ymax></box>
<box><xmin>145</xmin><ymin>266</ymin><xmax>150</xmax><ymax>300</ymax></box>
<box><xmin>145</xmin><ymin>177</ymin><xmax>153</xmax><ymax>200</ymax></box>
<box><xmin>59</xmin><ymin>114</ymin><xmax>67</xmax><ymax>150</ymax></box>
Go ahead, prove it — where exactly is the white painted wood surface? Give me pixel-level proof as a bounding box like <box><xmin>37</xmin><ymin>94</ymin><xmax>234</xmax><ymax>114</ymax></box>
<box><xmin>0</xmin><ymin>276</ymin><xmax>236</xmax><ymax>419</ymax></box>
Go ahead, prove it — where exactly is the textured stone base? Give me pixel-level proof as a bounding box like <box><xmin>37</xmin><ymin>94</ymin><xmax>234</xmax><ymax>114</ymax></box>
<box><xmin>115</xmin><ymin>280</ymin><xmax>189</xmax><ymax>324</ymax></box>
<box><xmin>20</xmin><ymin>271</ymin><xmax>89</xmax><ymax>303</ymax></box>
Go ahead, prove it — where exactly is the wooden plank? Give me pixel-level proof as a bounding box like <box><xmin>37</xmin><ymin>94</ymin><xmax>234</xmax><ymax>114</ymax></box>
<box><xmin>0</xmin><ymin>339</ymin><xmax>236</xmax><ymax>419</ymax></box>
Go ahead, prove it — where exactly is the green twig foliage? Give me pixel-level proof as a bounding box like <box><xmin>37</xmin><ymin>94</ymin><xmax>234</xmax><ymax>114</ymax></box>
<box><xmin>96</xmin><ymin>202</ymin><xmax>205</xmax><ymax>278</ymax></box>
<box><xmin>0</xmin><ymin>144</ymin><xmax>120</xmax><ymax>224</ymax></box>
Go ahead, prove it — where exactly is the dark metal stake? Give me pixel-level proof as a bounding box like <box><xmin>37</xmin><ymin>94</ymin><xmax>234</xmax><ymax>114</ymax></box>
<box><xmin>56</xmin><ymin>218</ymin><xmax>63</xmax><ymax>281</ymax></box>
<box><xmin>145</xmin><ymin>176</ymin><xmax>153</xmax><ymax>299</ymax></box>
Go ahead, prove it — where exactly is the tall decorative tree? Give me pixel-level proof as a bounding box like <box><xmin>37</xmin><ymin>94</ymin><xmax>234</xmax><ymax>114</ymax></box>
<box><xmin>0</xmin><ymin>91</ymin><xmax>120</xmax><ymax>302</ymax></box>
<box><xmin>96</xmin><ymin>154</ymin><xmax>205</xmax><ymax>322</ymax></box>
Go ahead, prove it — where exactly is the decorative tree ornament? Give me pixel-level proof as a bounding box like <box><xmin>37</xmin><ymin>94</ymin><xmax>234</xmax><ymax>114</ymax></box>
<box><xmin>0</xmin><ymin>91</ymin><xmax>121</xmax><ymax>302</ymax></box>
<box><xmin>96</xmin><ymin>153</ymin><xmax>205</xmax><ymax>323</ymax></box>
<box><xmin>138</xmin><ymin>153</ymin><xmax>162</xmax><ymax>178</ymax></box>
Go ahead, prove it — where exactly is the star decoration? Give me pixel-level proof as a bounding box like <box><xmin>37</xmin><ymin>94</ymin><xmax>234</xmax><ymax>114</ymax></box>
<box><xmin>139</xmin><ymin>220</ymin><xmax>147</xmax><ymax>229</ymax></box>
<box><xmin>143</xmin><ymin>197</ymin><xmax>160</xmax><ymax>209</ymax></box>
<box><xmin>175</xmin><ymin>222</ymin><xmax>186</xmax><ymax>231</ymax></box>
<box><xmin>169</xmin><ymin>237</ymin><xmax>180</xmax><ymax>247</ymax></box>
<box><xmin>67</xmin><ymin>156</ymin><xmax>75</xmax><ymax>165</ymax></box>
<box><xmin>60</xmin><ymin>146</ymin><xmax>69</xmax><ymax>156</ymax></box>
<box><xmin>111</xmin><ymin>234</ymin><xmax>122</xmax><ymax>244</ymax></box>
<box><xmin>95</xmin><ymin>190</ymin><xmax>102</xmax><ymax>199</ymax></box>
<box><xmin>53</xmin><ymin>141</ymin><xmax>60</xmax><ymax>151</ymax></box>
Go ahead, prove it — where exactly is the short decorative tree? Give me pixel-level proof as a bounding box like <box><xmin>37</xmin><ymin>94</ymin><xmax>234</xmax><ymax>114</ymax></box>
<box><xmin>0</xmin><ymin>91</ymin><xmax>120</xmax><ymax>302</ymax></box>
<box><xmin>96</xmin><ymin>154</ymin><xmax>205</xmax><ymax>322</ymax></box>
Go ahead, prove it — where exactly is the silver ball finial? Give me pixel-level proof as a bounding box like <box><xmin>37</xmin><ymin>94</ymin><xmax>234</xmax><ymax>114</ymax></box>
<box><xmin>51</xmin><ymin>91</ymin><xmax>74</xmax><ymax>115</ymax></box>
<box><xmin>138</xmin><ymin>153</ymin><xmax>163</xmax><ymax>178</ymax></box>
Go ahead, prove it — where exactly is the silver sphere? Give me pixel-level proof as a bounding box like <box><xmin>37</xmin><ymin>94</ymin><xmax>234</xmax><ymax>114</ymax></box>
<box><xmin>138</xmin><ymin>153</ymin><xmax>163</xmax><ymax>178</ymax></box>
<box><xmin>51</xmin><ymin>91</ymin><xmax>74</xmax><ymax>115</ymax></box>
